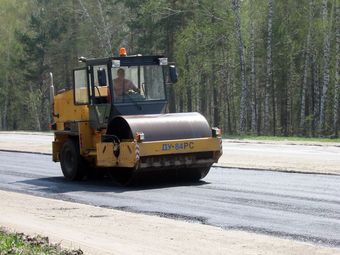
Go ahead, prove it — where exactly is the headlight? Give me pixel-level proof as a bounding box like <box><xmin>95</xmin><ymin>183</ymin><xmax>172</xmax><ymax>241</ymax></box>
<box><xmin>159</xmin><ymin>58</ymin><xmax>168</xmax><ymax>66</ymax></box>
<box><xmin>212</xmin><ymin>127</ymin><xmax>221</xmax><ymax>137</ymax></box>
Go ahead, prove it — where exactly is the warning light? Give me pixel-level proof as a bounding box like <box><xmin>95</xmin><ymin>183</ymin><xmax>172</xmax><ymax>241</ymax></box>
<box><xmin>135</xmin><ymin>132</ymin><xmax>145</xmax><ymax>142</ymax></box>
<box><xmin>119</xmin><ymin>47</ymin><xmax>127</xmax><ymax>57</ymax></box>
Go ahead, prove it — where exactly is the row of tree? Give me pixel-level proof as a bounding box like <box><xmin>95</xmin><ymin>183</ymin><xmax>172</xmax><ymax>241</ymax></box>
<box><xmin>0</xmin><ymin>0</ymin><xmax>339</xmax><ymax>137</ymax></box>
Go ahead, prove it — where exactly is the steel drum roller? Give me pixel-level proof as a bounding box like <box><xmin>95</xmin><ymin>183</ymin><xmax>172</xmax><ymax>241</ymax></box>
<box><xmin>107</xmin><ymin>112</ymin><xmax>212</xmax><ymax>141</ymax></box>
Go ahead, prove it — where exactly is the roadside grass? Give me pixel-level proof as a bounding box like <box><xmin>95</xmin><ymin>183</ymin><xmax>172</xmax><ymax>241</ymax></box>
<box><xmin>223</xmin><ymin>135</ymin><xmax>340</xmax><ymax>143</ymax></box>
<box><xmin>0</xmin><ymin>228</ymin><xmax>82</xmax><ymax>255</ymax></box>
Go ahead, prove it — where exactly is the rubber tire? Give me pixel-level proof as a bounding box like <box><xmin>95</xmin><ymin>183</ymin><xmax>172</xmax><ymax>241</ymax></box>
<box><xmin>60</xmin><ymin>139</ymin><xmax>85</xmax><ymax>181</ymax></box>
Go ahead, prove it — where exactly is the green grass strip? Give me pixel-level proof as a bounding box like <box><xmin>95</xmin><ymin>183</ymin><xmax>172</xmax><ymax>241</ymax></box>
<box><xmin>223</xmin><ymin>135</ymin><xmax>340</xmax><ymax>143</ymax></box>
<box><xmin>0</xmin><ymin>228</ymin><xmax>82</xmax><ymax>255</ymax></box>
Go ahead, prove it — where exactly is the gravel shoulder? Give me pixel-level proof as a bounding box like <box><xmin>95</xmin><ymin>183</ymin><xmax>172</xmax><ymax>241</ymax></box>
<box><xmin>0</xmin><ymin>132</ymin><xmax>52</xmax><ymax>154</ymax></box>
<box><xmin>1</xmin><ymin>190</ymin><xmax>339</xmax><ymax>255</ymax></box>
<box><xmin>218</xmin><ymin>139</ymin><xmax>340</xmax><ymax>175</ymax></box>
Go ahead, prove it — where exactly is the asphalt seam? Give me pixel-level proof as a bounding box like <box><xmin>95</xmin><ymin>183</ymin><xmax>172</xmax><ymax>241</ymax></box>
<box><xmin>215</xmin><ymin>164</ymin><xmax>340</xmax><ymax>176</ymax></box>
<box><xmin>0</xmin><ymin>149</ymin><xmax>51</xmax><ymax>156</ymax></box>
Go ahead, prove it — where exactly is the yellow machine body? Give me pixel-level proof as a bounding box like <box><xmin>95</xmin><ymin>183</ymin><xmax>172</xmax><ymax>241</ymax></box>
<box><xmin>53</xmin><ymin>90</ymin><xmax>222</xmax><ymax>172</ymax></box>
<box><xmin>51</xmin><ymin>55</ymin><xmax>222</xmax><ymax>184</ymax></box>
<box><xmin>52</xmin><ymin>90</ymin><xmax>222</xmax><ymax>169</ymax></box>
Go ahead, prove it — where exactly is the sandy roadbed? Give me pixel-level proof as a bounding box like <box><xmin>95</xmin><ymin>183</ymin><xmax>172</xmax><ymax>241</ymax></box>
<box><xmin>0</xmin><ymin>190</ymin><xmax>339</xmax><ymax>255</ymax></box>
<box><xmin>0</xmin><ymin>131</ymin><xmax>52</xmax><ymax>154</ymax></box>
<box><xmin>219</xmin><ymin>140</ymin><xmax>340</xmax><ymax>175</ymax></box>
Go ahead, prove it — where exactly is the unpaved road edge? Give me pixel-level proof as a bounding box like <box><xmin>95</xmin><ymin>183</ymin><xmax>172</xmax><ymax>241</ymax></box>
<box><xmin>0</xmin><ymin>190</ymin><xmax>339</xmax><ymax>255</ymax></box>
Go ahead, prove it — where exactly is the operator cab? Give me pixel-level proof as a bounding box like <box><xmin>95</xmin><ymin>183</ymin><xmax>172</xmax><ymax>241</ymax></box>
<box><xmin>73</xmin><ymin>49</ymin><xmax>178</xmax><ymax>129</ymax></box>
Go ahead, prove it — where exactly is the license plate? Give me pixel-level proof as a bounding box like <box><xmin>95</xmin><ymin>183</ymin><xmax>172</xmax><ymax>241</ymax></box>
<box><xmin>161</xmin><ymin>142</ymin><xmax>194</xmax><ymax>151</ymax></box>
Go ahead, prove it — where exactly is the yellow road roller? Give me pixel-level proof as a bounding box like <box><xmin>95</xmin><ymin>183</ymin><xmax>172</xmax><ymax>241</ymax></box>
<box><xmin>50</xmin><ymin>49</ymin><xmax>222</xmax><ymax>184</ymax></box>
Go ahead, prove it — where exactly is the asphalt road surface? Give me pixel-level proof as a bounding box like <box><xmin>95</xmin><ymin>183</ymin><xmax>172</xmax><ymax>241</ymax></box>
<box><xmin>2</xmin><ymin>132</ymin><xmax>340</xmax><ymax>174</ymax></box>
<box><xmin>0</xmin><ymin>151</ymin><xmax>339</xmax><ymax>248</ymax></box>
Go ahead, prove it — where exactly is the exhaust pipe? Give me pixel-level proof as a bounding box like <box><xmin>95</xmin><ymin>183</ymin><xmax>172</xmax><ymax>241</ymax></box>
<box><xmin>49</xmin><ymin>72</ymin><xmax>58</xmax><ymax>128</ymax></box>
<box><xmin>49</xmin><ymin>72</ymin><xmax>54</xmax><ymax>106</ymax></box>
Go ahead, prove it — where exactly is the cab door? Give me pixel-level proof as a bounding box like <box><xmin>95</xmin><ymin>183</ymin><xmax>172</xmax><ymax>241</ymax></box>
<box><xmin>88</xmin><ymin>65</ymin><xmax>111</xmax><ymax>129</ymax></box>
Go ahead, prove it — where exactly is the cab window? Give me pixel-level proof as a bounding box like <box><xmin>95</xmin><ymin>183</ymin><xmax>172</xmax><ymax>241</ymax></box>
<box><xmin>74</xmin><ymin>69</ymin><xmax>88</xmax><ymax>104</ymax></box>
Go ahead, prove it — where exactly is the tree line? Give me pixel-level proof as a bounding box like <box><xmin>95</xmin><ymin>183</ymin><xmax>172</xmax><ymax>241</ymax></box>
<box><xmin>0</xmin><ymin>0</ymin><xmax>339</xmax><ymax>137</ymax></box>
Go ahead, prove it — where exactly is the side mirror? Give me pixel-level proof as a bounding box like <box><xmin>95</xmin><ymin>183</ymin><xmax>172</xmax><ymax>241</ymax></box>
<box><xmin>169</xmin><ymin>65</ymin><xmax>178</xmax><ymax>83</ymax></box>
<box><xmin>97</xmin><ymin>68</ymin><xmax>107</xmax><ymax>86</ymax></box>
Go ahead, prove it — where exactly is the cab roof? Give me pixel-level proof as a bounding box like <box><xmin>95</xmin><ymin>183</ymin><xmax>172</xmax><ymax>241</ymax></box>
<box><xmin>84</xmin><ymin>55</ymin><xmax>165</xmax><ymax>67</ymax></box>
